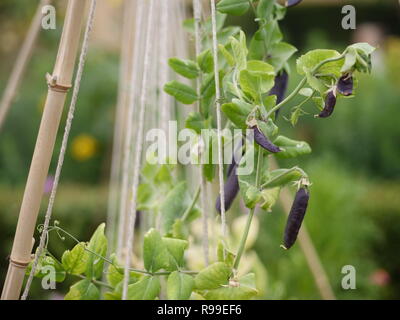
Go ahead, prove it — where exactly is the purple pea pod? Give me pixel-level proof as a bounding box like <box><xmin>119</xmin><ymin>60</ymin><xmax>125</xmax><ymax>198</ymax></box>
<box><xmin>286</xmin><ymin>0</ymin><xmax>303</xmax><ymax>7</ymax></box>
<box><xmin>337</xmin><ymin>74</ymin><xmax>353</xmax><ymax>96</ymax></box>
<box><xmin>269</xmin><ymin>71</ymin><xmax>289</xmax><ymax>118</ymax></box>
<box><xmin>282</xmin><ymin>187</ymin><xmax>309</xmax><ymax>249</ymax></box>
<box><xmin>270</xmin><ymin>71</ymin><xmax>289</xmax><ymax>104</ymax></box>
<box><xmin>252</xmin><ymin>126</ymin><xmax>281</xmax><ymax>153</ymax></box>
<box><xmin>216</xmin><ymin>164</ymin><xmax>240</xmax><ymax>213</ymax></box>
<box><xmin>317</xmin><ymin>91</ymin><xmax>337</xmax><ymax>118</ymax></box>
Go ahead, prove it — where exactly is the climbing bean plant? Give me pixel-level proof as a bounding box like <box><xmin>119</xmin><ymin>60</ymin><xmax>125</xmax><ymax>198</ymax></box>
<box><xmin>27</xmin><ymin>0</ymin><xmax>374</xmax><ymax>300</ymax></box>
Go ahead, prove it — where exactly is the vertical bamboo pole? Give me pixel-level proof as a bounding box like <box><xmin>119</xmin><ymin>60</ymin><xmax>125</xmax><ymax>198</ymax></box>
<box><xmin>0</xmin><ymin>0</ymin><xmax>51</xmax><ymax>132</ymax></box>
<box><xmin>1</xmin><ymin>0</ymin><xmax>88</xmax><ymax>300</ymax></box>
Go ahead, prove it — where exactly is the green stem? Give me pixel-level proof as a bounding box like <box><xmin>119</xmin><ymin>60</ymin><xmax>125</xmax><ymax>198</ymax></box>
<box><xmin>181</xmin><ymin>184</ymin><xmax>201</xmax><ymax>222</ymax></box>
<box><xmin>233</xmin><ymin>147</ymin><xmax>263</xmax><ymax>270</ymax></box>
<box><xmin>48</xmin><ymin>226</ymin><xmax>198</xmax><ymax>278</ymax></box>
<box><xmin>76</xmin><ymin>274</ymin><xmax>113</xmax><ymax>289</ymax></box>
<box><xmin>266</xmin><ymin>77</ymin><xmax>307</xmax><ymax>119</ymax></box>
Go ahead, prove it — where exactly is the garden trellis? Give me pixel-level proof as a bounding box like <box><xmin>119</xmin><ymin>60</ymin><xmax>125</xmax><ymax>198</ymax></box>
<box><xmin>0</xmin><ymin>0</ymin><xmax>376</xmax><ymax>300</ymax></box>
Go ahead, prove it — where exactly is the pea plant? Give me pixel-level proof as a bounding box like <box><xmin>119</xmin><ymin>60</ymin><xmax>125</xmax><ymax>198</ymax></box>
<box><xmin>27</xmin><ymin>0</ymin><xmax>374</xmax><ymax>300</ymax></box>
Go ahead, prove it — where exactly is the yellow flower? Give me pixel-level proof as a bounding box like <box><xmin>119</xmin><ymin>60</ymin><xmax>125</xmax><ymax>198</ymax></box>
<box><xmin>71</xmin><ymin>134</ymin><xmax>98</xmax><ymax>161</ymax></box>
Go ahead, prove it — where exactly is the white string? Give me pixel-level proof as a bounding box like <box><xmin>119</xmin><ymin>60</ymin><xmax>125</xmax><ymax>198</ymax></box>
<box><xmin>106</xmin><ymin>0</ymin><xmax>134</xmax><ymax>258</ymax></box>
<box><xmin>210</xmin><ymin>0</ymin><xmax>227</xmax><ymax>237</ymax></box>
<box><xmin>21</xmin><ymin>0</ymin><xmax>97</xmax><ymax>300</ymax></box>
<box><xmin>193</xmin><ymin>0</ymin><xmax>209</xmax><ymax>266</ymax></box>
<box><xmin>122</xmin><ymin>0</ymin><xmax>155</xmax><ymax>300</ymax></box>
<box><xmin>116</xmin><ymin>0</ymin><xmax>145</xmax><ymax>259</ymax></box>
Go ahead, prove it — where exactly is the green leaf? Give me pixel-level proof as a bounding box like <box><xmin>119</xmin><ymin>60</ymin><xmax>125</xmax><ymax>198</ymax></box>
<box><xmin>268</xmin><ymin>42</ymin><xmax>297</xmax><ymax>72</ymax></box>
<box><xmin>194</xmin><ymin>262</ymin><xmax>231</xmax><ymax>290</ymax></box>
<box><xmin>185</xmin><ymin>112</ymin><xmax>207</xmax><ymax>133</ymax></box>
<box><xmin>221</xmin><ymin>99</ymin><xmax>252</xmax><ymax>129</ymax></box>
<box><xmin>296</xmin><ymin>49</ymin><xmax>343</xmax><ymax>76</ymax></box>
<box><xmin>260</xmin><ymin>187</ymin><xmax>280</xmax><ymax>211</ymax></box>
<box><xmin>217</xmin><ymin>241</ymin><xmax>236</xmax><ymax>267</ymax></box>
<box><xmin>62</xmin><ymin>242</ymin><xmax>89</xmax><ymax>276</ymax></box>
<box><xmin>243</xmin><ymin>185</ymin><xmax>262</xmax><ymax>209</ymax></box>
<box><xmin>197</xmin><ymin>50</ymin><xmax>214</xmax><ymax>73</ymax></box>
<box><xmin>26</xmin><ymin>252</ymin><xmax>66</xmax><ymax>282</ymax></box>
<box><xmin>219</xmin><ymin>44</ymin><xmax>235</xmax><ymax>67</ymax></box>
<box><xmin>160</xmin><ymin>181</ymin><xmax>188</xmax><ymax>234</ymax></box>
<box><xmin>64</xmin><ymin>279</ymin><xmax>100</xmax><ymax>300</ymax></box>
<box><xmin>167</xmin><ymin>271</ymin><xmax>194</xmax><ymax>300</ymax></box>
<box><xmin>203</xmin><ymin>273</ymin><xmax>258</xmax><ymax>300</ymax></box>
<box><xmin>163</xmin><ymin>237</ymin><xmax>189</xmax><ymax>271</ymax></box>
<box><xmin>348</xmin><ymin>42</ymin><xmax>375</xmax><ymax>56</ymax></box>
<box><xmin>168</xmin><ymin>58</ymin><xmax>199</xmax><ymax>79</ymax></box>
<box><xmin>85</xmin><ymin>223</ymin><xmax>107</xmax><ymax>279</ymax></box>
<box><xmin>341</xmin><ymin>47</ymin><xmax>357</xmax><ymax>73</ymax></box>
<box><xmin>143</xmin><ymin>228</ymin><xmax>169</xmax><ymax>272</ymax></box>
<box><xmin>127</xmin><ymin>276</ymin><xmax>160</xmax><ymax>300</ymax></box>
<box><xmin>239</xmin><ymin>61</ymin><xmax>275</xmax><ymax>101</ymax></box>
<box><xmin>263</xmin><ymin>167</ymin><xmax>305</xmax><ymax>189</ymax></box>
<box><xmin>273</xmin><ymin>136</ymin><xmax>312</xmax><ymax>158</ymax></box>
<box><xmin>257</xmin><ymin>0</ymin><xmax>274</xmax><ymax>19</ymax></box>
<box><xmin>217</xmin><ymin>0</ymin><xmax>250</xmax><ymax>16</ymax></box>
<box><xmin>230</xmin><ymin>31</ymin><xmax>248</xmax><ymax>70</ymax></box>
<box><xmin>164</xmin><ymin>81</ymin><xmax>198</xmax><ymax>104</ymax></box>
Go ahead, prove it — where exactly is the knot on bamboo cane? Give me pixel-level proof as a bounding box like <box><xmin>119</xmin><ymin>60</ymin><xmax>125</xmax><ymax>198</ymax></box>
<box><xmin>46</xmin><ymin>73</ymin><xmax>72</xmax><ymax>93</ymax></box>
<box><xmin>9</xmin><ymin>258</ymin><xmax>30</xmax><ymax>269</ymax></box>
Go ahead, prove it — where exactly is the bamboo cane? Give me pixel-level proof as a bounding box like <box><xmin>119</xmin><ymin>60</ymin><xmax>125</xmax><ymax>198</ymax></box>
<box><xmin>1</xmin><ymin>0</ymin><xmax>88</xmax><ymax>300</ymax></box>
<box><xmin>270</xmin><ymin>158</ymin><xmax>336</xmax><ymax>300</ymax></box>
<box><xmin>0</xmin><ymin>0</ymin><xmax>51</xmax><ymax>132</ymax></box>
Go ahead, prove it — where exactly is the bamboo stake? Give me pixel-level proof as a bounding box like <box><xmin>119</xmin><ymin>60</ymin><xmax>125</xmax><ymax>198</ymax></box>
<box><xmin>0</xmin><ymin>0</ymin><xmax>51</xmax><ymax>132</ymax></box>
<box><xmin>1</xmin><ymin>0</ymin><xmax>88</xmax><ymax>300</ymax></box>
<box><xmin>270</xmin><ymin>158</ymin><xmax>336</xmax><ymax>300</ymax></box>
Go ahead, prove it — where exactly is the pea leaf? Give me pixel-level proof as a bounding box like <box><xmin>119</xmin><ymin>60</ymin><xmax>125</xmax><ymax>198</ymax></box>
<box><xmin>268</xmin><ymin>42</ymin><xmax>297</xmax><ymax>72</ymax></box>
<box><xmin>160</xmin><ymin>181</ymin><xmax>188</xmax><ymax>234</ymax></box>
<box><xmin>64</xmin><ymin>279</ymin><xmax>100</xmax><ymax>300</ymax></box>
<box><xmin>217</xmin><ymin>241</ymin><xmax>236</xmax><ymax>267</ymax></box>
<box><xmin>185</xmin><ymin>112</ymin><xmax>207</xmax><ymax>133</ymax></box>
<box><xmin>230</xmin><ymin>31</ymin><xmax>248</xmax><ymax>70</ymax></box>
<box><xmin>203</xmin><ymin>273</ymin><xmax>258</xmax><ymax>300</ymax></box>
<box><xmin>194</xmin><ymin>262</ymin><xmax>231</xmax><ymax>290</ymax></box>
<box><xmin>163</xmin><ymin>237</ymin><xmax>189</xmax><ymax>271</ymax></box>
<box><xmin>197</xmin><ymin>49</ymin><xmax>214</xmax><ymax>73</ymax></box>
<box><xmin>164</xmin><ymin>81</ymin><xmax>198</xmax><ymax>104</ymax></box>
<box><xmin>262</xmin><ymin>167</ymin><xmax>305</xmax><ymax>189</ymax></box>
<box><xmin>260</xmin><ymin>187</ymin><xmax>280</xmax><ymax>211</ymax></box>
<box><xmin>221</xmin><ymin>99</ymin><xmax>252</xmax><ymax>129</ymax></box>
<box><xmin>85</xmin><ymin>223</ymin><xmax>107</xmax><ymax>279</ymax></box>
<box><xmin>62</xmin><ymin>242</ymin><xmax>89</xmax><ymax>275</ymax></box>
<box><xmin>167</xmin><ymin>271</ymin><xmax>194</xmax><ymax>300</ymax></box>
<box><xmin>273</xmin><ymin>136</ymin><xmax>312</xmax><ymax>158</ymax></box>
<box><xmin>127</xmin><ymin>276</ymin><xmax>160</xmax><ymax>300</ymax></box>
<box><xmin>143</xmin><ymin>228</ymin><xmax>169</xmax><ymax>273</ymax></box>
<box><xmin>217</xmin><ymin>0</ymin><xmax>250</xmax><ymax>16</ymax></box>
<box><xmin>168</xmin><ymin>58</ymin><xmax>199</xmax><ymax>79</ymax></box>
<box><xmin>26</xmin><ymin>252</ymin><xmax>66</xmax><ymax>282</ymax></box>
<box><xmin>296</xmin><ymin>49</ymin><xmax>343</xmax><ymax>76</ymax></box>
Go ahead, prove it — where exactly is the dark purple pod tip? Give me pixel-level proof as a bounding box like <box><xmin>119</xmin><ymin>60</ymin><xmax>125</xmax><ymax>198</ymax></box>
<box><xmin>317</xmin><ymin>91</ymin><xmax>337</xmax><ymax>118</ymax></box>
<box><xmin>286</xmin><ymin>0</ymin><xmax>303</xmax><ymax>7</ymax></box>
<box><xmin>216</xmin><ymin>164</ymin><xmax>240</xmax><ymax>214</ymax></box>
<box><xmin>252</xmin><ymin>126</ymin><xmax>281</xmax><ymax>153</ymax></box>
<box><xmin>283</xmin><ymin>187</ymin><xmax>309</xmax><ymax>249</ymax></box>
<box><xmin>337</xmin><ymin>74</ymin><xmax>353</xmax><ymax>96</ymax></box>
<box><xmin>269</xmin><ymin>71</ymin><xmax>289</xmax><ymax>105</ymax></box>
<box><xmin>269</xmin><ymin>71</ymin><xmax>289</xmax><ymax>118</ymax></box>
